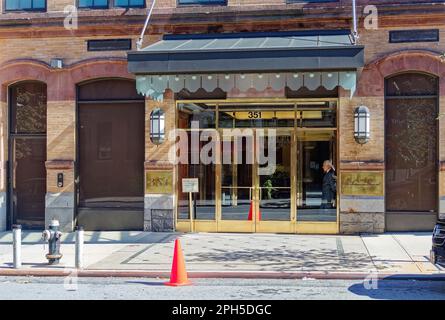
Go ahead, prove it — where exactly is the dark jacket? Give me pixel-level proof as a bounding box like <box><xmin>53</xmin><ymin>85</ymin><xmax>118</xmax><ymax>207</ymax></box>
<box><xmin>322</xmin><ymin>169</ymin><xmax>337</xmax><ymax>207</ymax></box>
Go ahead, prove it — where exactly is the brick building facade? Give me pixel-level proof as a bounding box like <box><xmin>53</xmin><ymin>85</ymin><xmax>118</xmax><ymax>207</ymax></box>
<box><xmin>0</xmin><ymin>0</ymin><xmax>443</xmax><ymax>234</ymax></box>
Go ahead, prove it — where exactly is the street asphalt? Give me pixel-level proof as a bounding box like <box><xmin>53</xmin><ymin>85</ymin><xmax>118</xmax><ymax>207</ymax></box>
<box><xmin>0</xmin><ymin>276</ymin><xmax>444</xmax><ymax>300</ymax></box>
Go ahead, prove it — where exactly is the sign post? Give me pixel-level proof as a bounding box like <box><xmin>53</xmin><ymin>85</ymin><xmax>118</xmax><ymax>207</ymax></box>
<box><xmin>182</xmin><ymin>178</ymin><xmax>199</xmax><ymax>232</ymax></box>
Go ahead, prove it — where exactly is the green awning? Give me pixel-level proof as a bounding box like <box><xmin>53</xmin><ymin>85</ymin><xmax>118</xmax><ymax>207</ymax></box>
<box><xmin>129</xmin><ymin>31</ymin><xmax>364</xmax><ymax>74</ymax></box>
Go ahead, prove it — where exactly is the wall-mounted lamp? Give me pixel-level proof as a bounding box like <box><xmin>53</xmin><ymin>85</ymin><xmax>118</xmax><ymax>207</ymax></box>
<box><xmin>354</xmin><ymin>105</ymin><xmax>370</xmax><ymax>144</ymax></box>
<box><xmin>150</xmin><ymin>108</ymin><xmax>165</xmax><ymax>145</ymax></box>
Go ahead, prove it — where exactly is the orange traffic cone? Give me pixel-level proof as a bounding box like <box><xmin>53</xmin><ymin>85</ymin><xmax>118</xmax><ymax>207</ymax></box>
<box><xmin>247</xmin><ymin>201</ymin><xmax>254</xmax><ymax>221</ymax></box>
<box><xmin>165</xmin><ymin>239</ymin><xmax>192</xmax><ymax>287</ymax></box>
<box><xmin>247</xmin><ymin>201</ymin><xmax>261</xmax><ymax>221</ymax></box>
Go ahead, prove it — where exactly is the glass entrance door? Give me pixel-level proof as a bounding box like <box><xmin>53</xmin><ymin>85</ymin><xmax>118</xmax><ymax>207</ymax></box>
<box><xmin>255</xmin><ymin>130</ymin><xmax>294</xmax><ymax>233</ymax></box>
<box><xmin>296</xmin><ymin>130</ymin><xmax>338</xmax><ymax>233</ymax></box>
<box><xmin>219</xmin><ymin>132</ymin><xmax>255</xmax><ymax>232</ymax></box>
<box><xmin>218</xmin><ymin>130</ymin><xmax>293</xmax><ymax>233</ymax></box>
<box><xmin>175</xmin><ymin>99</ymin><xmax>339</xmax><ymax>234</ymax></box>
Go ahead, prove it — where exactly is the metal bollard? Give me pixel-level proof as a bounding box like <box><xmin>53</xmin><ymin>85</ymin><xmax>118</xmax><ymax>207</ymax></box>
<box><xmin>75</xmin><ymin>226</ymin><xmax>84</xmax><ymax>269</ymax></box>
<box><xmin>12</xmin><ymin>225</ymin><xmax>22</xmax><ymax>269</ymax></box>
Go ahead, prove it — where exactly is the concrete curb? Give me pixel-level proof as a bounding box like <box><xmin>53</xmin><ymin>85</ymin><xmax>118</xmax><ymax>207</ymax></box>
<box><xmin>0</xmin><ymin>268</ymin><xmax>445</xmax><ymax>281</ymax></box>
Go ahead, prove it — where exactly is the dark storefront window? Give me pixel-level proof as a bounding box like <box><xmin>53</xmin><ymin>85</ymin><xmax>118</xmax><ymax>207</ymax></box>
<box><xmin>297</xmin><ymin>102</ymin><xmax>337</xmax><ymax>128</ymax></box>
<box><xmin>178</xmin><ymin>103</ymin><xmax>216</xmax><ymax>129</ymax></box>
<box><xmin>296</xmin><ymin>136</ymin><xmax>337</xmax><ymax>222</ymax></box>
<box><xmin>177</xmin><ymin>109</ymin><xmax>217</xmax><ymax>220</ymax></box>
<box><xmin>5</xmin><ymin>0</ymin><xmax>46</xmax><ymax>11</ymax></box>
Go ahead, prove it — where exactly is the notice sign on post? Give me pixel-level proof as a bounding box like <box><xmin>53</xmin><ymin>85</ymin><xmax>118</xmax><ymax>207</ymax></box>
<box><xmin>183</xmin><ymin>178</ymin><xmax>199</xmax><ymax>233</ymax></box>
<box><xmin>182</xmin><ymin>178</ymin><xmax>199</xmax><ymax>193</ymax></box>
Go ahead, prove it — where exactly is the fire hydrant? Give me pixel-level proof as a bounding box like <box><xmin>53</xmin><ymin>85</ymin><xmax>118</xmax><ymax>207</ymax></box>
<box><xmin>42</xmin><ymin>220</ymin><xmax>63</xmax><ymax>265</ymax></box>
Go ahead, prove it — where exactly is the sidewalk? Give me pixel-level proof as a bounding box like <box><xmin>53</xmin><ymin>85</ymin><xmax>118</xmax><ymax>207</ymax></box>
<box><xmin>0</xmin><ymin>231</ymin><xmax>443</xmax><ymax>279</ymax></box>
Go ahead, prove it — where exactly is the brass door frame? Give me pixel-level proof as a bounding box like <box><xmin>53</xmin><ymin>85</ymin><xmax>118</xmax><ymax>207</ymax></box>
<box><xmin>217</xmin><ymin>129</ymin><xmax>295</xmax><ymax>233</ymax></box>
<box><xmin>295</xmin><ymin>128</ymin><xmax>339</xmax><ymax>234</ymax></box>
<box><xmin>254</xmin><ymin>129</ymin><xmax>295</xmax><ymax>233</ymax></box>
<box><xmin>218</xmin><ymin>129</ymin><xmax>256</xmax><ymax>233</ymax></box>
<box><xmin>175</xmin><ymin>98</ymin><xmax>339</xmax><ymax>234</ymax></box>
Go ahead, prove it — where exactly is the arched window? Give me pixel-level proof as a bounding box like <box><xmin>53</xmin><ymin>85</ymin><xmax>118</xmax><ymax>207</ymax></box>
<box><xmin>10</xmin><ymin>81</ymin><xmax>47</xmax><ymax>134</ymax></box>
<box><xmin>9</xmin><ymin>81</ymin><xmax>47</xmax><ymax>228</ymax></box>
<box><xmin>386</xmin><ymin>73</ymin><xmax>437</xmax><ymax>97</ymax></box>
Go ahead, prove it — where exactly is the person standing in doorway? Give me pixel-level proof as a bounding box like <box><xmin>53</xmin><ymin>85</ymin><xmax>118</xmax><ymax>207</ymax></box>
<box><xmin>321</xmin><ymin>160</ymin><xmax>336</xmax><ymax>209</ymax></box>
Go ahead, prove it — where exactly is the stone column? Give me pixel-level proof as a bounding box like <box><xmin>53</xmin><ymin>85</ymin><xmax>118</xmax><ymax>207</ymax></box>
<box><xmin>144</xmin><ymin>90</ymin><xmax>176</xmax><ymax>232</ymax></box>
<box><xmin>144</xmin><ymin>162</ymin><xmax>175</xmax><ymax>232</ymax></box>
<box><xmin>338</xmin><ymin>88</ymin><xmax>385</xmax><ymax>234</ymax></box>
<box><xmin>45</xmin><ymin>101</ymin><xmax>76</xmax><ymax>232</ymax></box>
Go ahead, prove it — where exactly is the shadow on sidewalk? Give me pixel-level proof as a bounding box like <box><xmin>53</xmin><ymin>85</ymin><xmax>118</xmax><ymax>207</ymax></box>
<box><xmin>348</xmin><ymin>275</ymin><xmax>445</xmax><ymax>300</ymax></box>
<box><xmin>190</xmin><ymin>247</ymin><xmax>373</xmax><ymax>272</ymax></box>
<box><xmin>3</xmin><ymin>262</ymin><xmax>69</xmax><ymax>269</ymax></box>
<box><xmin>125</xmin><ymin>280</ymin><xmax>166</xmax><ymax>286</ymax></box>
<box><xmin>361</xmin><ymin>232</ymin><xmax>432</xmax><ymax>238</ymax></box>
